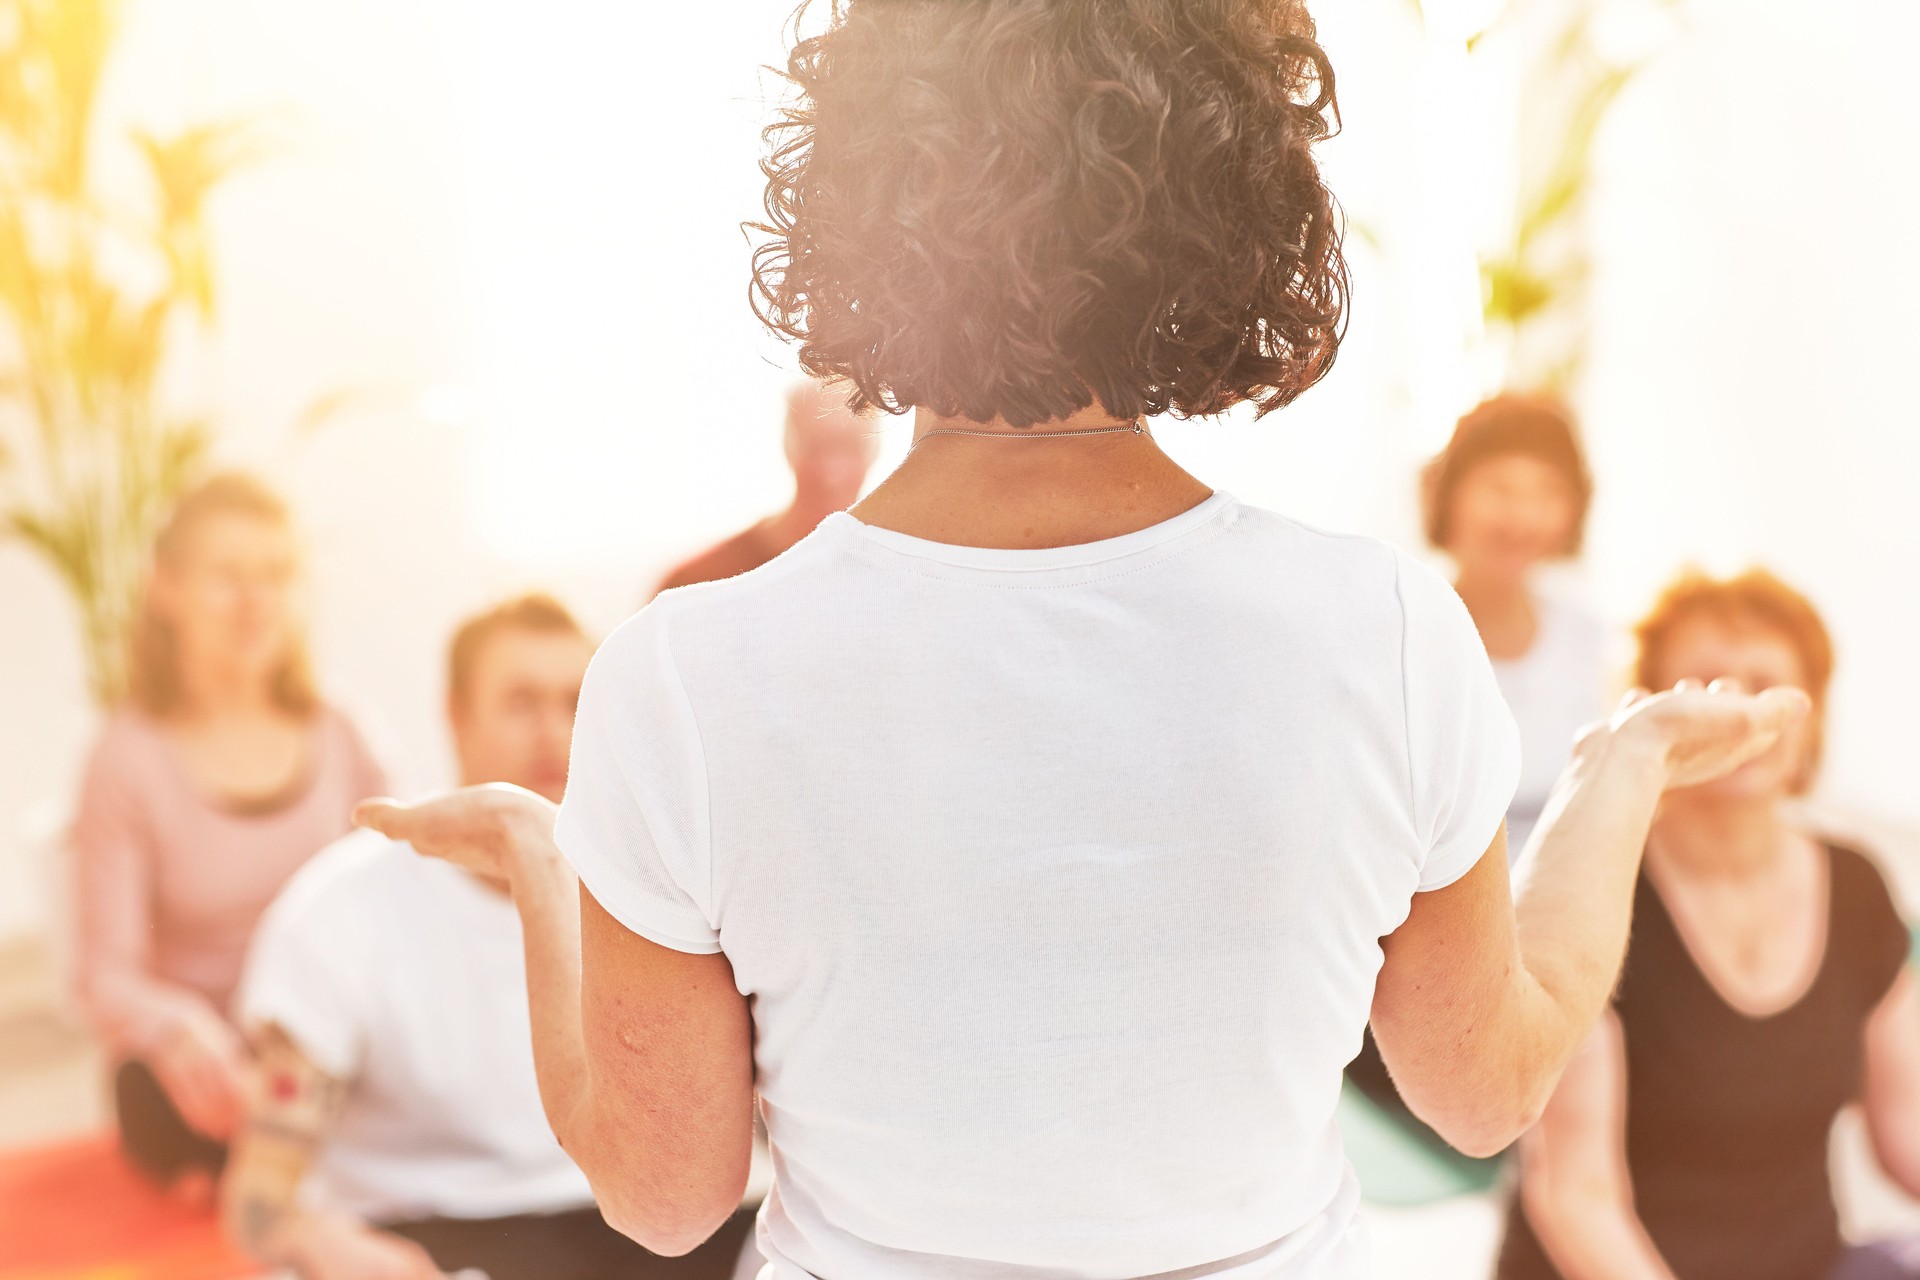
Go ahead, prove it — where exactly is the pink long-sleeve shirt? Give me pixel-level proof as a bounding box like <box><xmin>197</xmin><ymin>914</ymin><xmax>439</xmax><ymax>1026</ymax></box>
<box><xmin>70</xmin><ymin>706</ymin><xmax>387</xmax><ymax>1057</ymax></box>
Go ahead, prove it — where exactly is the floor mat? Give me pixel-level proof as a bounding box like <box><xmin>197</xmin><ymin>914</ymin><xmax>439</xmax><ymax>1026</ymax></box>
<box><xmin>0</xmin><ymin>1134</ymin><xmax>264</xmax><ymax>1280</ymax></box>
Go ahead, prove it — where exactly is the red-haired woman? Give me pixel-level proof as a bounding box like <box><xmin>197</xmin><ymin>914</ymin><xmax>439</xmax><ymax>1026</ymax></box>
<box><xmin>359</xmin><ymin>4</ymin><xmax>1802</xmax><ymax>1275</ymax></box>
<box><xmin>71</xmin><ymin>474</ymin><xmax>386</xmax><ymax>1197</ymax></box>
<box><xmin>1498</xmin><ymin>570</ymin><xmax>1920</xmax><ymax>1280</ymax></box>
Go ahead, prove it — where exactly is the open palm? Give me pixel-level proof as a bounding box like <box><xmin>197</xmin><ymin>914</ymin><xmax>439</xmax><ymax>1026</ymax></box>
<box><xmin>1612</xmin><ymin>680</ymin><xmax>1810</xmax><ymax>790</ymax></box>
<box><xmin>354</xmin><ymin>784</ymin><xmax>557</xmax><ymax>883</ymax></box>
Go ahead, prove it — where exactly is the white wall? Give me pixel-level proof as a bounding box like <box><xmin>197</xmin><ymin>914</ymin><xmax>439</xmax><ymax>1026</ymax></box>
<box><xmin>3</xmin><ymin>0</ymin><xmax>1915</xmax><ymax>942</ymax></box>
<box><xmin>1580</xmin><ymin>0</ymin><xmax>1920</xmax><ymax>827</ymax></box>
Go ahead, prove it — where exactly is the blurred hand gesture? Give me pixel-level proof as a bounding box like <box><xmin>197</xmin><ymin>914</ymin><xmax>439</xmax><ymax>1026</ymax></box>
<box><xmin>1609</xmin><ymin>678</ymin><xmax>1811</xmax><ymax>790</ymax></box>
<box><xmin>354</xmin><ymin>784</ymin><xmax>557</xmax><ymax>885</ymax></box>
<box><xmin>151</xmin><ymin>1006</ymin><xmax>246</xmax><ymax>1141</ymax></box>
<box><xmin>288</xmin><ymin>1215</ymin><xmax>447</xmax><ymax>1280</ymax></box>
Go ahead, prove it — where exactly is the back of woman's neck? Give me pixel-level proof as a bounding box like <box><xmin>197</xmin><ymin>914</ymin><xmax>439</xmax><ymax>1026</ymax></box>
<box><xmin>850</xmin><ymin>406</ymin><xmax>1211</xmax><ymax>549</ymax></box>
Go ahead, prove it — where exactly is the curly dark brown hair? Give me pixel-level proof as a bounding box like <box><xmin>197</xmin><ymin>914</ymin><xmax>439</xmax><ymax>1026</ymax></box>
<box><xmin>748</xmin><ymin>0</ymin><xmax>1348</xmax><ymax>429</ymax></box>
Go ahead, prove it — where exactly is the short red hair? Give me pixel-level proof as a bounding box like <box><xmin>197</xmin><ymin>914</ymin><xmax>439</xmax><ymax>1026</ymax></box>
<box><xmin>1634</xmin><ymin>567</ymin><xmax>1834</xmax><ymax>788</ymax></box>
<box><xmin>1421</xmin><ymin>393</ymin><xmax>1593</xmax><ymax>555</ymax></box>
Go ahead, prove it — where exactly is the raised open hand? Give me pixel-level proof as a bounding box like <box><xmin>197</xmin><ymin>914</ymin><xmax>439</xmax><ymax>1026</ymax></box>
<box><xmin>353</xmin><ymin>784</ymin><xmax>557</xmax><ymax>884</ymax></box>
<box><xmin>1609</xmin><ymin>678</ymin><xmax>1811</xmax><ymax>791</ymax></box>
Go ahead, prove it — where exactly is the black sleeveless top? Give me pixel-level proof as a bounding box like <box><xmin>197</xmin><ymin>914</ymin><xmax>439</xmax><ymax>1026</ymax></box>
<box><xmin>1496</xmin><ymin>843</ymin><xmax>1909</xmax><ymax>1280</ymax></box>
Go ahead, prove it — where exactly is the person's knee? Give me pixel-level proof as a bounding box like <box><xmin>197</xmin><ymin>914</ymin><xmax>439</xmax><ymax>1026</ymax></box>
<box><xmin>113</xmin><ymin>1057</ymin><xmax>226</xmax><ymax>1183</ymax></box>
<box><xmin>1831</xmin><ymin>1238</ymin><xmax>1920</xmax><ymax>1280</ymax></box>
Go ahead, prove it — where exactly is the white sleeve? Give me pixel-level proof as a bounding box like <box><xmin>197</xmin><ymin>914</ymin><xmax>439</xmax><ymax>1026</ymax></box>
<box><xmin>555</xmin><ymin>606</ymin><xmax>721</xmax><ymax>954</ymax></box>
<box><xmin>1393</xmin><ymin>549</ymin><xmax>1523</xmax><ymax>891</ymax></box>
<box><xmin>234</xmin><ymin>865</ymin><xmax>372</xmax><ymax>1079</ymax></box>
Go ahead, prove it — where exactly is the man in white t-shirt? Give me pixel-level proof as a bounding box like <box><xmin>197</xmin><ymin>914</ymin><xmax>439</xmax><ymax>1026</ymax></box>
<box><xmin>219</xmin><ymin>595</ymin><xmax>755</xmax><ymax>1280</ymax></box>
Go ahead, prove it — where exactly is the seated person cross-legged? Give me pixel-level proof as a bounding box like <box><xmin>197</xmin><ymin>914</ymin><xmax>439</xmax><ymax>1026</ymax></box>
<box><xmin>71</xmin><ymin>474</ymin><xmax>389</xmax><ymax>1200</ymax></box>
<box><xmin>219</xmin><ymin>595</ymin><xmax>753</xmax><ymax>1280</ymax></box>
<box><xmin>1496</xmin><ymin>570</ymin><xmax>1920</xmax><ymax>1280</ymax></box>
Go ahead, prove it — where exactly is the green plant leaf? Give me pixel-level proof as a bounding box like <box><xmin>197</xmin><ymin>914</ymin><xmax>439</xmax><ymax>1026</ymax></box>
<box><xmin>155</xmin><ymin>416</ymin><xmax>211</xmax><ymax>494</ymax></box>
<box><xmin>20</xmin><ymin>0</ymin><xmax>118</xmax><ymax>200</ymax></box>
<box><xmin>4</xmin><ymin>504</ymin><xmax>92</xmax><ymax>597</ymax></box>
<box><xmin>135</xmin><ymin>118</ymin><xmax>264</xmax><ymax>318</ymax></box>
<box><xmin>0</xmin><ymin>0</ymin><xmax>244</xmax><ymax>706</ymax></box>
<box><xmin>1482</xmin><ymin>259</ymin><xmax>1557</xmax><ymax>328</ymax></box>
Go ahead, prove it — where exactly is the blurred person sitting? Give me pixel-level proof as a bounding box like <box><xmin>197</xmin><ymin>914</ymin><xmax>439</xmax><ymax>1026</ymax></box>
<box><xmin>1422</xmin><ymin>393</ymin><xmax>1609</xmax><ymax>859</ymax></box>
<box><xmin>652</xmin><ymin>378</ymin><xmax>878</xmax><ymax>594</ymax></box>
<box><xmin>220</xmin><ymin>594</ymin><xmax>754</xmax><ymax>1280</ymax></box>
<box><xmin>70</xmin><ymin>472</ymin><xmax>388</xmax><ymax>1199</ymax></box>
<box><xmin>1496</xmin><ymin>569</ymin><xmax>1920</xmax><ymax>1280</ymax></box>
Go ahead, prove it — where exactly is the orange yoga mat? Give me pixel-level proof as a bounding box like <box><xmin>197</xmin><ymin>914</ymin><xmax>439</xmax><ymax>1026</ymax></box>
<box><xmin>0</xmin><ymin>1135</ymin><xmax>265</xmax><ymax>1280</ymax></box>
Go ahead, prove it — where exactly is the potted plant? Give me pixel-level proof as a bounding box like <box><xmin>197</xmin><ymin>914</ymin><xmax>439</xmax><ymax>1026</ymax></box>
<box><xmin>0</xmin><ymin>0</ymin><xmax>259</xmax><ymax>706</ymax></box>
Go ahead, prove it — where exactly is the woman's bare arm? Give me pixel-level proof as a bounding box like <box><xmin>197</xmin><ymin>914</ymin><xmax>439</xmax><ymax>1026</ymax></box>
<box><xmin>1518</xmin><ymin>1014</ymin><xmax>1677</xmax><ymax>1280</ymax></box>
<box><xmin>1863</xmin><ymin>967</ymin><xmax>1920</xmax><ymax>1196</ymax></box>
<box><xmin>1371</xmin><ymin>682</ymin><xmax>1809</xmax><ymax>1155</ymax></box>
<box><xmin>356</xmin><ymin>790</ymin><xmax>755</xmax><ymax>1256</ymax></box>
<box><xmin>511</xmin><ymin>844</ymin><xmax>754</xmax><ymax>1253</ymax></box>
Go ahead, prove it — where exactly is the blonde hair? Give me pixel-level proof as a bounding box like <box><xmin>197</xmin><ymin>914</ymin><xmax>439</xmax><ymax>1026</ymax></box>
<box><xmin>128</xmin><ymin>473</ymin><xmax>319</xmax><ymax>718</ymax></box>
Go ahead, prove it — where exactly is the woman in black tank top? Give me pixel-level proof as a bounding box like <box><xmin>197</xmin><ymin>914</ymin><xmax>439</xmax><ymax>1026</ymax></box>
<box><xmin>1496</xmin><ymin>571</ymin><xmax>1920</xmax><ymax>1280</ymax></box>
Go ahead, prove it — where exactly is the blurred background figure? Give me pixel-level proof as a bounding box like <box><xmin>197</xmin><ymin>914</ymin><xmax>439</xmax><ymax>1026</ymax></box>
<box><xmin>1497</xmin><ymin>569</ymin><xmax>1920</xmax><ymax>1280</ymax></box>
<box><xmin>222</xmin><ymin>594</ymin><xmax>755</xmax><ymax>1280</ymax></box>
<box><xmin>652</xmin><ymin>379</ymin><xmax>878</xmax><ymax>594</ymax></box>
<box><xmin>69</xmin><ymin>473</ymin><xmax>387</xmax><ymax>1201</ymax></box>
<box><xmin>1421</xmin><ymin>395</ymin><xmax>1607</xmax><ymax>861</ymax></box>
<box><xmin>1345</xmin><ymin>394</ymin><xmax>1608</xmax><ymax>1176</ymax></box>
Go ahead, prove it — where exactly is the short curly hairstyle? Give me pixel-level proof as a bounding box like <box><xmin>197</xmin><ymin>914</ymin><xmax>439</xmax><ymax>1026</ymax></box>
<box><xmin>1421</xmin><ymin>394</ymin><xmax>1593</xmax><ymax>555</ymax></box>
<box><xmin>748</xmin><ymin>0</ymin><xmax>1349</xmax><ymax>429</ymax></box>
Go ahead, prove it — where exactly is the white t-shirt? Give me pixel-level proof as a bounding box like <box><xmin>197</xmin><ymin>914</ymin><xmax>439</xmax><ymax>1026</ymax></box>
<box><xmin>555</xmin><ymin>493</ymin><xmax>1519</xmax><ymax>1280</ymax></box>
<box><xmin>235</xmin><ymin>830</ymin><xmax>594</xmax><ymax>1224</ymax></box>
<box><xmin>1490</xmin><ymin>595</ymin><xmax>1610</xmax><ymax>858</ymax></box>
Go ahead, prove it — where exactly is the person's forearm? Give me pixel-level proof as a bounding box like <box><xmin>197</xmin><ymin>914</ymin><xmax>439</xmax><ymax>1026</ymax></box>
<box><xmin>227</xmin><ymin>1195</ymin><xmax>329</xmax><ymax>1269</ymax></box>
<box><xmin>503</xmin><ymin>823</ymin><xmax>597</xmax><ymax>1162</ymax></box>
<box><xmin>221</xmin><ymin>1138</ymin><xmax>333</xmax><ymax>1268</ymax></box>
<box><xmin>1530</xmin><ymin>1196</ymin><xmax>1677</xmax><ymax>1280</ymax></box>
<box><xmin>1506</xmin><ymin>728</ymin><xmax>1670</xmax><ymax>1113</ymax></box>
<box><xmin>86</xmin><ymin>967</ymin><xmax>222</xmax><ymax>1059</ymax></box>
<box><xmin>1866</xmin><ymin>1092</ymin><xmax>1920</xmax><ymax>1199</ymax></box>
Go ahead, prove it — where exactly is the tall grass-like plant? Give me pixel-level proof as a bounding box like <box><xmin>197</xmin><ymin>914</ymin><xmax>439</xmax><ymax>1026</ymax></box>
<box><xmin>1472</xmin><ymin>0</ymin><xmax>1686</xmax><ymax>391</ymax></box>
<box><xmin>0</xmin><ymin>0</ymin><xmax>258</xmax><ymax>705</ymax></box>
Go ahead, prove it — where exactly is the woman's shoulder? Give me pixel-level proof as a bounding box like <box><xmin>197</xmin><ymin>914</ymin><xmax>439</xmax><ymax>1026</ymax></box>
<box><xmin>1825</xmin><ymin>840</ymin><xmax>1903</xmax><ymax>920</ymax></box>
<box><xmin>1219</xmin><ymin>504</ymin><xmax>1431</xmax><ymax>608</ymax></box>
<box><xmin>70</xmin><ymin>709</ymin><xmax>177</xmax><ymax>835</ymax></box>
<box><xmin>1821</xmin><ymin>839</ymin><xmax>1911</xmax><ymax>1002</ymax></box>
<box><xmin>83</xmin><ymin>707</ymin><xmax>169</xmax><ymax>778</ymax></box>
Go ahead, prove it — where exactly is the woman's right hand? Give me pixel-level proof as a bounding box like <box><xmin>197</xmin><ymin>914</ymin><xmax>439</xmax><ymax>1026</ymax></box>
<box><xmin>1608</xmin><ymin>679</ymin><xmax>1811</xmax><ymax>790</ymax></box>
<box><xmin>150</xmin><ymin>1008</ymin><xmax>247</xmax><ymax>1140</ymax></box>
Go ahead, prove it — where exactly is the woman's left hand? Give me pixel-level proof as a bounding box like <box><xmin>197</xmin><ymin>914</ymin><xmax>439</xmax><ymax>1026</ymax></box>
<box><xmin>354</xmin><ymin>784</ymin><xmax>558</xmax><ymax>885</ymax></box>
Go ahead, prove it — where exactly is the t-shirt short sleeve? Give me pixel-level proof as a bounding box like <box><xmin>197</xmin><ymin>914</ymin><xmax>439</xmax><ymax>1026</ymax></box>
<box><xmin>1393</xmin><ymin>549</ymin><xmax>1523</xmax><ymax>891</ymax></box>
<box><xmin>555</xmin><ymin>606</ymin><xmax>722</xmax><ymax>955</ymax></box>
<box><xmin>234</xmin><ymin>840</ymin><xmax>378</xmax><ymax>1079</ymax></box>
<box><xmin>1835</xmin><ymin>845</ymin><xmax>1911</xmax><ymax>1009</ymax></box>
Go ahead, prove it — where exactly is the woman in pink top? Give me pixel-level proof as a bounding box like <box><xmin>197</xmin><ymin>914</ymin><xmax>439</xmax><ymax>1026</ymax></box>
<box><xmin>71</xmin><ymin>474</ymin><xmax>386</xmax><ymax>1195</ymax></box>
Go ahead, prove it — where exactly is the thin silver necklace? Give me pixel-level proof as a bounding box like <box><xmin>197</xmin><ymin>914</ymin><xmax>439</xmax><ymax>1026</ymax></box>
<box><xmin>909</xmin><ymin>419</ymin><xmax>1147</xmax><ymax>453</ymax></box>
